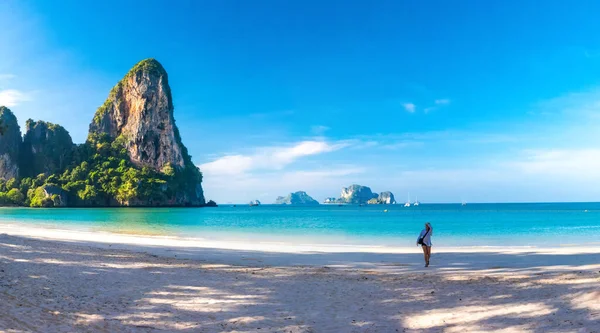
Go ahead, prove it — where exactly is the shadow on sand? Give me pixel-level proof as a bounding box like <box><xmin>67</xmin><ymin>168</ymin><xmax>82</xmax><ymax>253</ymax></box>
<box><xmin>0</xmin><ymin>234</ymin><xmax>599</xmax><ymax>332</ymax></box>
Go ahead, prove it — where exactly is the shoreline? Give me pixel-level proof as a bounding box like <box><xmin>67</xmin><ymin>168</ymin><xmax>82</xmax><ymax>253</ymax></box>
<box><xmin>3</xmin><ymin>221</ymin><xmax>600</xmax><ymax>253</ymax></box>
<box><xmin>2</xmin><ymin>222</ymin><xmax>600</xmax><ymax>274</ymax></box>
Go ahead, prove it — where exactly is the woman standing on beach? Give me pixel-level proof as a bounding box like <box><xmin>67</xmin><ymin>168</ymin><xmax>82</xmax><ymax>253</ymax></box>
<box><xmin>417</xmin><ymin>222</ymin><xmax>433</xmax><ymax>267</ymax></box>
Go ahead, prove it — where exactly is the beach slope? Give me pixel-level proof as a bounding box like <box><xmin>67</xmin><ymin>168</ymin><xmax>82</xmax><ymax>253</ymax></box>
<box><xmin>0</xmin><ymin>230</ymin><xmax>599</xmax><ymax>332</ymax></box>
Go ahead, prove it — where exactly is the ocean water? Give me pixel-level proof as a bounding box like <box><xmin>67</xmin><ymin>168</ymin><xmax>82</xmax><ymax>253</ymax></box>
<box><xmin>0</xmin><ymin>203</ymin><xmax>599</xmax><ymax>248</ymax></box>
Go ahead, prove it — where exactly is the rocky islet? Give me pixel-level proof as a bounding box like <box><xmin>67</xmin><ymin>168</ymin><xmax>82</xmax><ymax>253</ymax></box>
<box><xmin>328</xmin><ymin>185</ymin><xmax>396</xmax><ymax>205</ymax></box>
<box><xmin>275</xmin><ymin>191</ymin><xmax>319</xmax><ymax>205</ymax></box>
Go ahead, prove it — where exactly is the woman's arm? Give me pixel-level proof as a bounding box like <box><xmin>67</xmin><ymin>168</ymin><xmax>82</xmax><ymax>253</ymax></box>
<box><xmin>417</xmin><ymin>230</ymin><xmax>424</xmax><ymax>245</ymax></box>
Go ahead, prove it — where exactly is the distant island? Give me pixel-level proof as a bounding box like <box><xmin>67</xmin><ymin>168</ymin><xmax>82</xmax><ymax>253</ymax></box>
<box><xmin>275</xmin><ymin>191</ymin><xmax>319</xmax><ymax>205</ymax></box>
<box><xmin>324</xmin><ymin>185</ymin><xmax>396</xmax><ymax>205</ymax></box>
<box><xmin>0</xmin><ymin>59</ymin><xmax>209</xmax><ymax>207</ymax></box>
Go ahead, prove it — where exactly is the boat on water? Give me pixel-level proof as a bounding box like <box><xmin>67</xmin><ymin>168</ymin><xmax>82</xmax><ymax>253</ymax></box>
<box><xmin>404</xmin><ymin>193</ymin><xmax>411</xmax><ymax>207</ymax></box>
<box><xmin>249</xmin><ymin>200</ymin><xmax>261</xmax><ymax>206</ymax></box>
<box><xmin>413</xmin><ymin>196</ymin><xmax>420</xmax><ymax>206</ymax></box>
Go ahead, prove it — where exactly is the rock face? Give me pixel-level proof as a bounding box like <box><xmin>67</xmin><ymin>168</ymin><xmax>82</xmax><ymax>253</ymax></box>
<box><xmin>0</xmin><ymin>59</ymin><xmax>208</xmax><ymax>208</ymax></box>
<box><xmin>275</xmin><ymin>191</ymin><xmax>319</xmax><ymax>205</ymax></box>
<box><xmin>89</xmin><ymin>59</ymin><xmax>185</xmax><ymax>170</ymax></box>
<box><xmin>338</xmin><ymin>185</ymin><xmax>378</xmax><ymax>204</ymax></box>
<box><xmin>20</xmin><ymin>120</ymin><xmax>74</xmax><ymax>177</ymax></box>
<box><xmin>42</xmin><ymin>185</ymin><xmax>68</xmax><ymax>207</ymax></box>
<box><xmin>334</xmin><ymin>185</ymin><xmax>396</xmax><ymax>205</ymax></box>
<box><xmin>88</xmin><ymin>59</ymin><xmax>205</xmax><ymax>206</ymax></box>
<box><xmin>377</xmin><ymin>191</ymin><xmax>396</xmax><ymax>204</ymax></box>
<box><xmin>0</xmin><ymin>107</ymin><xmax>21</xmax><ymax>180</ymax></box>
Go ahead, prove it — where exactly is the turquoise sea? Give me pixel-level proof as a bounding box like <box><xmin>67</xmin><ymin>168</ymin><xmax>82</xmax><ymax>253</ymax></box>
<box><xmin>1</xmin><ymin>203</ymin><xmax>599</xmax><ymax>247</ymax></box>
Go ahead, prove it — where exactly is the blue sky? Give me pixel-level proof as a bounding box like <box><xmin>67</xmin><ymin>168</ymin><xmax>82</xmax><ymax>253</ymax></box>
<box><xmin>3</xmin><ymin>0</ymin><xmax>600</xmax><ymax>203</ymax></box>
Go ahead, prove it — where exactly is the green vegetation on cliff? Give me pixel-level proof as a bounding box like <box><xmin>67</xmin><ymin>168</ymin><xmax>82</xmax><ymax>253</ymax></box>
<box><xmin>20</xmin><ymin>119</ymin><xmax>74</xmax><ymax>178</ymax></box>
<box><xmin>92</xmin><ymin>58</ymin><xmax>171</xmax><ymax>127</ymax></box>
<box><xmin>0</xmin><ymin>133</ymin><xmax>203</xmax><ymax>207</ymax></box>
<box><xmin>0</xmin><ymin>107</ymin><xmax>22</xmax><ymax>180</ymax></box>
<box><xmin>0</xmin><ymin>58</ymin><xmax>207</xmax><ymax>207</ymax></box>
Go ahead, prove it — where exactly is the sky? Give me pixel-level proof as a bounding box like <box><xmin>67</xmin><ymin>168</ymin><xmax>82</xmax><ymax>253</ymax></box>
<box><xmin>2</xmin><ymin>0</ymin><xmax>600</xmax><ymax>203</ymax></box>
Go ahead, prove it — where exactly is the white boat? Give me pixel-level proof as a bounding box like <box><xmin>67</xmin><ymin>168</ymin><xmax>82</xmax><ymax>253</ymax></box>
<box><xmin>404</xmin><ymin>193</ymin><xmax>411</xmax><ymax>207</ymax></box>
<box><xmin>413</xmin><ymin>196</ymin><xmax>420</xmax><ymax>206</ymax></box>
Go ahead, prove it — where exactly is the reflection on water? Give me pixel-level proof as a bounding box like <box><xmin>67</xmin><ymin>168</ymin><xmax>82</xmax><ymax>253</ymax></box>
<box><xmin>89</xmin><ymin>209</ymin><xmax>175</xmax><ymax>236</ymax></box>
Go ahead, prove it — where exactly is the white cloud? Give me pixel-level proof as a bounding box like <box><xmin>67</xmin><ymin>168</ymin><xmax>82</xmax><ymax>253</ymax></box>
<box><xmin>201</xmin><ymin>166</ymin><xmax>365</xmax><ymax>203</ymax></box>
<box><xmin>311</xmin><ymin>125</ymin><xmax>330</xmax><ymax>135</ymax></box>
<box><xmin>403</xmin><ymin>103</ymin><xmax>416</xmax><ymax>113</ymax></box>
<box><xmin>283</xmin><ymin>167</ymin><xmax>365</xmax><ymax>179</ymax></box>
<box><xmin>198</xmin><ymin>155</ymin><xmax>254</xmax><ymax>176</ymax></box>
<box><xmin>373</xmin><ymin>148</ymin><xmax>600</xmax><ymax>203</ymax></box>
<box><xmin>200</xmin><ymin>144</ymin><xmax>600</xmax><ymax>203</ymax></box>
<box><xmin>511</xmin><ymin>149</ymin><xmax>600</xmax><ymax>179</ymax></box>
<box><xmin>0</xmin><ymin>74</ymin><xmax>16</xmax><ymax>81</ymax></box>
<box><xmin>533</xmin><ymin>87</ymin><xmax>600</xmax><ymax>120</ymax></box>
<box><xmin>199</xmin><ymin>140</ymin><xmax>348</xmax><ymax>176</ymax></box>
<box><xmin>423</xmin><ymin>99</ymin><xmax>451</xmax><ymax>113</ymax></box>
<box><xmin>353</xmin><ymin>130</ymin><xmax>521</xmax><ymax>145</ymax></box>
<box><xmin>0</xmin><ymin>89</ymin><xmax>30</xmax><ymax>107</ymax></box>
<box><xmin>380</xmin><ymin>141</ymin><xmax>424</xmax><ymax>150</ymax></box>
<box><xmin>349</xmin><ymin>140</ymin><xmax>379</xmax><ymax>150</ymax></box>
<box><xmin>199</xmin><ymin>86</ymin><xmax>600</xmax><ymax>203</ymax></box>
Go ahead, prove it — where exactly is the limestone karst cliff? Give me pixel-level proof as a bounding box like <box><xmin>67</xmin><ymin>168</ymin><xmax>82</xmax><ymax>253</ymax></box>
<box><xmin>20</xmin><ymin>120</ymin><xmax>74</xmax><ymax>178</ymax></box>
<box><xmin>275</xmin><ymin>191</ymin><xmax>319</xmax><ymax>205</ymax></box>
<box><xmin>338</xmin><ymin>184</ymin><xmax>378</xmax><ymax>204</ymax></box>
<box><xmin>89</xmin><ymin>59</ymin><xmax>186</xmax><ymax>171</ymax></box>
<box><xmin>0</xmin><ymin>59</ymin><xmax>208</xmax><ymax>207</ymax></box>
<box><xmin>377</xmin><ymin>191</ymin><xmax>396</xmax><ymax>204</ymax></box>
<box><xmin>334</xmin><ymin>185</ymin><xmax>396</xmax><ymax>205</ymax></box>
<box><xmin>87</xmin><ymin>58</ymin><xmax>204</xmax><ymax>206</ymax></box>
<box><xmin>0</xmin><ymin>107</ymin><xmax>21</xmax><ymax>180</ymax></box>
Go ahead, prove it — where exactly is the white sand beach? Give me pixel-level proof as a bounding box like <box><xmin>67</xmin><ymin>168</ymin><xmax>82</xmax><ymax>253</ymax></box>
<box><xmin>1</xmin><ymin>224</ymin><xmax>599</xmax><ymax>332</ymax></box>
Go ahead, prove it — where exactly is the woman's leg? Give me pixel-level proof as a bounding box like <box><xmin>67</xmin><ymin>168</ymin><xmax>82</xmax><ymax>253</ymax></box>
<box><xmin>426</xmin><ymin>246</ymin><xmax>432</xmax><ymax>265</ymax></box>
<box><xmin>421</xmin><ymin>245</ymin><xmax>427</xmax><ymax>265</ymax></box>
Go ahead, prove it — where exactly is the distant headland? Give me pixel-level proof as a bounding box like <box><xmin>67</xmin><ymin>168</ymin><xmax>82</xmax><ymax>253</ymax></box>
<box><xmin>275</xmin><ymin>191</ymin><xmax>319</xmax><ymax>205</ymax></box>
<box><xmin>272</xmin><ymin>185</ymin><xmax>396</xmax><ymax>205</ymax></box>
<box><xmin>325</xmin><ymin>184</ymin><xmax>396</xmax><ymax>205</ymax></box>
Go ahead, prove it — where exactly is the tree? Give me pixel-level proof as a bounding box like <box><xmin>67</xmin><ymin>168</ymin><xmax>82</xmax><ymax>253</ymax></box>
<box><xmin>7</xmin><ymin>188</ymin><xmax>25</xmax><ymax>205</ymax></box>
<box><xmin>6</xmin><ymin>178</ymin><xmax>18</xmax><ymax>190</ymax></box>
<box><xmin>161</xmin><ymin>164</ymin><xmax>175</xmax><ymax>177</ymax></box>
